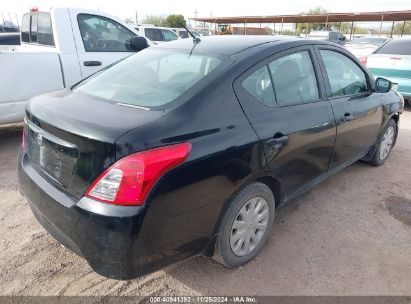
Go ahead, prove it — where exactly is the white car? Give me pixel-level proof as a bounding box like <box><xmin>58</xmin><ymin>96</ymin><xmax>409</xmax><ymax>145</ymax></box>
<box><xmin>345</xmin><ymin>37</ymin><xmax>390</xmax><ymax>58</ymax></box>
<box><xmin>134</xmin><ymin>25</ymin><xmax>180</xmax><ymax>44</ymax></box>
<box><xmin>307</xmin><ymin>31</ymin><xmax>346</xmax><ymax>45</ymax></box>
<box><xmin>0</xmin><ymin>7</ymin><xmax>151</xmax><ymax>125</ymax></box>
<box><xmin>365</xmin><ymin>38</ymin><xmax>411</xmax><ymax>103</ymax></box>
<box><xmin>171</xmin><ymin>28</ymin><xmax>200</xmax><ymax>39</ymax></box>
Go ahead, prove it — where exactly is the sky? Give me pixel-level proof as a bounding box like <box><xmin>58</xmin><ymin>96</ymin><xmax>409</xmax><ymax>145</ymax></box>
<box><xmin>1</xmin><ymin>0</ymin><xmax>410</xmax><ymax>26</ymax></box>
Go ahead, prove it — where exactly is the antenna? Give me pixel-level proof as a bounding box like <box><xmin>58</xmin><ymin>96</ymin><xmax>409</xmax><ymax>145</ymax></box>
<box><xmin>181</xmin><ymin>21</ymin><xmax>201</xmax><ymax>44</ymax></box>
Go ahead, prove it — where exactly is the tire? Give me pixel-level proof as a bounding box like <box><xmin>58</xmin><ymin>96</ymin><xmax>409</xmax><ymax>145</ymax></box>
<box><xmin>213</xmin><ymin>182</ymin><xmax>275</xmax><ymax>268</ymax></box>
<box><xmin>368</xmin><ymin>119</ymin><xmax>397</xmax><ymax>166</ymax></box>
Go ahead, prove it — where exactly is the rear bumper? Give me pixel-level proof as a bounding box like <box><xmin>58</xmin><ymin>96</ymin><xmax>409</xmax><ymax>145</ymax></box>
<box><xmin>18</xmin><ymin>149</ymin><xmax>163</xmax><ymax>280</ymax></box>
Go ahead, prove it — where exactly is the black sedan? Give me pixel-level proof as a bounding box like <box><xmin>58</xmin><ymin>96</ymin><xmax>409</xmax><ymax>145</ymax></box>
<box><xmin>18</xmin><ymin>36</ymin><xmax>404</xmax><ymax>279</ymax></box>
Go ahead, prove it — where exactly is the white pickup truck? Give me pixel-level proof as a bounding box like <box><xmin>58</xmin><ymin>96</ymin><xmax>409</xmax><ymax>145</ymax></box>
<box><xmin>0</xmin><ymin>7</ymin><xmax>151</xmax><ymax>125</ymax></box>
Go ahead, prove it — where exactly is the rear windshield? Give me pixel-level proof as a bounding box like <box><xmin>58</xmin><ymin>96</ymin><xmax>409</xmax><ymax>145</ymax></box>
<box><xmin>21</xmin><ymin>12</ymin><xmax>54</xmax><ymax>46</ymax></box>
<box><xmin>73</xmin><ymin>48</ymin><xmax>232</xmax><ymax>109</ymax></box>
<box><xmin>145</xmin><ymin>28</ymin><xmax>162</xmax><ymax>41</ymax></box>
<box><xmin>349</xmin><ymin>37</ymin><xmax>387</xmax><ymax>45</ymax></box>
<box><xmin>375</xmin><ymin>40</ymin><xmax>411</xmax><ymax>55</ymax></box>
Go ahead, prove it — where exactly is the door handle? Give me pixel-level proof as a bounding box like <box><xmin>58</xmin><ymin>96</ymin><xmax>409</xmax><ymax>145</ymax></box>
<box><xmin>341</xmin><ymin>113</ymin><xmax>354</xmax><ymax>122</ymax></box>
<box><xmin>266</xmin><ymin>135</ymin><xmax>288</xmax><ymax>149</ymax></box>
<box><xmin>84</xmin><ymin>61</ymin><xmax>102</xmax><ymax>67</ymax></box>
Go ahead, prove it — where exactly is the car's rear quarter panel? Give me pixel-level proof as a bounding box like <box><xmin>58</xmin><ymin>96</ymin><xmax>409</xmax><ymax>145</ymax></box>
<box><xmin>114</xmin><ymin>71</ymin><xmax>268</xmax><ymax>271</ymax></box>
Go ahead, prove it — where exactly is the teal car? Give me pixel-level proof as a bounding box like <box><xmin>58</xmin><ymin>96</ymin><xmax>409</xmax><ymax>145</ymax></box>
<box><xmin>363</xmin><ymin>39</ymin><xmax>411</xmax><ymax>104</ymax></box>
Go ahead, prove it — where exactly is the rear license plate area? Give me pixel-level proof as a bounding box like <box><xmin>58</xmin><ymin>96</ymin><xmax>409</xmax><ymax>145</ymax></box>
<box><xmin>26</xmin><ymin>123</ymin><xmax>79</xmax><ymax>188</ymax></box>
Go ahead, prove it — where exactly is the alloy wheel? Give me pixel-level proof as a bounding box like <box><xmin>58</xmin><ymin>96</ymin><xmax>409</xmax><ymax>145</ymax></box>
<box><xmin>379</xmin><ymin>125</ymin><xmax>395</xmax><ymax>161</ymax></box>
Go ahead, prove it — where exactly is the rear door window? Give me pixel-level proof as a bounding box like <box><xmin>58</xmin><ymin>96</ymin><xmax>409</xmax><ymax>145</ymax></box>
<box><xmin>320</xmin><ymin>50</ymin><xmax>369</xmax><ymax>97</ymax></box>
<box><xmin>145</xmin><ymin>28</ymin><xmax>163</xmax><ymax>41</ymax></box>
<box><xmin>77</xmin><ymin>14</ymin><xmax>136</xmax><ymax>52</ymax></box>
<box><xmin>241</xmin><ymin>66</ymin><xmax>276</xmax><ymax>106</ymax></box>
<box><xmin>375</xmin><ymin>40</ymin><xmax>411</xmax><ymax>55</ymax></box>
<box><xmin>161</xmin><ymin>29</ymin><xmax>178</xmax><ymax>42</ymax></box>
<box><xmin>269</xmin><ymin>51</ymin><xmax>319</xmax><ymax>106</ymax></box>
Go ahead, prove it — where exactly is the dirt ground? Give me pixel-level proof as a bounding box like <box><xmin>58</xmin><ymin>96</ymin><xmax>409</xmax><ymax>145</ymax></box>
<box><xmin>0</xmin><ymin>110</ymin><xmax>410</xmax><ymax>296</ymax></box>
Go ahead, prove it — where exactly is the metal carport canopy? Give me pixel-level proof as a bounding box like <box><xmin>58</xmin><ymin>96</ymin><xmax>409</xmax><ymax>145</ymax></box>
<box><xmin>190</xmin><ymin>10</ymin><xmax>411</xmax><ymax>24</ymax></box>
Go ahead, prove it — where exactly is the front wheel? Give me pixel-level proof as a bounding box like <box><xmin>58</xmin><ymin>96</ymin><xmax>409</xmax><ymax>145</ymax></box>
<box><xmin>368</xmin><ymin>119</ymin><xmax>397</xmax><ymax>166</ymax></box>
<box><xmin>213</xmin><ymin>182</ymin><xmax>275</xmax><ymax>268</ymax></box>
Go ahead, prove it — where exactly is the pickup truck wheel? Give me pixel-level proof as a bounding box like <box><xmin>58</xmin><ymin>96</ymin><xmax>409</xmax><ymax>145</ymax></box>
<box><xmin>368</xmin><ymin>119</ymin><xmax>397</xmax><ymax>166</ymax></box>
<box><xmin>213</xmin><ymin>182</ymin><xmax>275</xmax><ymax>268</ymax></box>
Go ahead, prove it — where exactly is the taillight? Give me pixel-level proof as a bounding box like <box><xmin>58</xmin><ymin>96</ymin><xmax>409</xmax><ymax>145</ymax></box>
<box><xmin>85</xmin><ymin>143</ymin><xmax>191</xmax><ymax>206</ymax></box>
<box><xmin>22</xmin><ymin>127</ymin><xmax>27</xmax><ymax>152</ymax></box>
<box><xmin>359</xmin><ymin>56</ymin><xmax>367</xmax><ymax>66</ymax></box>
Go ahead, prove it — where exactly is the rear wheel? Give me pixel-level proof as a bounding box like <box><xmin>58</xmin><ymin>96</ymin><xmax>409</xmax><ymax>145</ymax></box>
<box><xmin>368</xmin><ymin>119</ymin><xmax>397</xmax><ymax>166</ymax></box>
<box><xmin>213</xmin><ymin>182</ymin><xmax>275</xmax><ymax>268</ymax></box>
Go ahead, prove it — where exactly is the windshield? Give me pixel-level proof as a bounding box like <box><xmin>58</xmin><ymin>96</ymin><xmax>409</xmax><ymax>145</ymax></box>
<box><xmin>73</xmin><ymin>48</ymin><xmax>232</xmax><ymax>109</ymax></box>
<box><xmin>349</xmin><ymin>37</ymin><xmax>387</xmax><ymax>45</ymax></box>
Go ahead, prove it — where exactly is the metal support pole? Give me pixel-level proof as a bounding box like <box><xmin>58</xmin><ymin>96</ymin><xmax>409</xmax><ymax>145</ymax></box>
<box><xmin>325</xmin><ymin>15</ymin><xmax>329</xmax><ymax>30</ymax></box>
<box><xmin>244</xmin><ymin>21</ymin><xmax>247</xmax><ymax>35</ymax></box>
<box><xmin>280</xmin><ymin>17</ymin><xmax>284</xmax><ymax>35</ymax></box>
<box><xmin>273</xmin><ymin>22</ymin><xmax>275</xmax><ymax>35</ymax></box>
<box><xmin>350</xmin><ymin>21</ymin><xmax>354</xmax><ymax>40</ymax></box>
<box><xmin>339</xmin><ymin>21</ymin><xmax>342</xmax><ymax>31</ymax></box>
<box><xmin>295</xmin><ymin>23</ymin><xmax>298</xmax><ymax>36</ymax></box>
<box><xmin>400</xmin><ymin>21</ymin><xmax>406</xmax><ymax>37</ymax></box>
<box><xmin>379</xmin><ymin>13</ymin><xmax>384</xmax><ymax>37</ymax></box>
<box><xmin>390</xmin><ymin>21</ymin><xmax>395</xmax><ymax>37</ymax></box>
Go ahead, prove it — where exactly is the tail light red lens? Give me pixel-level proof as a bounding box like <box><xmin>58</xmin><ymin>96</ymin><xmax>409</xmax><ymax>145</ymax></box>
<box><xmin>359</xmin><ymin>56</ymin><xmax>367</xmax><ymax>66</ymax></box>
<box><xmin>85</xmin><ymin>143</ymin><xmax>191</xmax><ymax>206</ymax></box>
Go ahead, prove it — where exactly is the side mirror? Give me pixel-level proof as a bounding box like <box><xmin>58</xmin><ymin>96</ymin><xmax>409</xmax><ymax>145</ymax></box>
<box><xmin>375</xmin><ymin>77</ymin><xmax>392</xmax><ymax>93</ymax></box>
<box><xmin>128</xmin><ymin>36</ymin><xmax>149</xmax><ymax>51</ymax></box>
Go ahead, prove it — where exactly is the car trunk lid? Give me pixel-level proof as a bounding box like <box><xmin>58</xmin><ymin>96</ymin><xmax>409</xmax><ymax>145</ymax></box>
<box><xmin>367</xmin><ymin>54</ymin><xmax>411</xmax><ymax>79</ymax></box>
<box><xmin>25</xmin><ymin>89</ymin><xmax>164</xmax><ymax>200</ymax></box>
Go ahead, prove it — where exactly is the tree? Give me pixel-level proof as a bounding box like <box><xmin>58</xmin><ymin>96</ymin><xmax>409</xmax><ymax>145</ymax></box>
<box><xmin>281</xmin><ymin>29</ymin><xmax>296</xmax><ymax>36</ymax></box>
<box><xmin>264</xmin><ymin>26</ymin><xmax>273</xmax><ymax>35</ymax></box>
<box><xmin>393</xmin><ymin>21</ymin><xmax>411</xmax><ymax>36</ymax></box>
<box><xmin>124</xmin><ymin>17</ymin><xmax>134</xmax><ymax>24</ymax></box>
<box><xmin>297</xmin><ymin>6</ymin><xmax>330</xmax><ymax>34</ymax></box>
<box><xmin>141</xmin><ymin>15</ymin><xmax>166</xmax><ymax>27</ymax></box>
<box><xmin>165</xmin><ymin>15</ymin><xmax>186</xmax><ymax>28</ymax></box>
<box><xmin>296</xmin><ymin>7</ymin><xmax>371</xmax><ymax>35</ymax></box>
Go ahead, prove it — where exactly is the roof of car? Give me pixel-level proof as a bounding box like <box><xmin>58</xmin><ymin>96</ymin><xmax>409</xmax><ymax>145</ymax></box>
<box><xmin>155</xmin><ymin>35</ymin><xmax>303</xmax><ymax>56</ymax></box>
